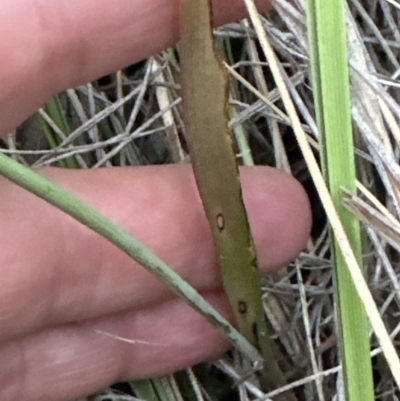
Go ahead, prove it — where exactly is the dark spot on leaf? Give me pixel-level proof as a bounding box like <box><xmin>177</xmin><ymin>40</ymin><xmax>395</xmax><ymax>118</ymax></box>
<box><xmin>252</xmin><ymin>322</ymin><xmax>260</xmax><ymax>346</ymax></box>
<box><xmin>238</xmin><ymin>300</ymin><xmax>248</xmax><ymax>314</ymax></box>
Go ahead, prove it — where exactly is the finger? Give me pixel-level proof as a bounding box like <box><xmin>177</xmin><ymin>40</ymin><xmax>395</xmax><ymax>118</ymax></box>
<box><xmin>0</xmin><ymin>293</ymin><xmax>232</xmax><ymax>401</ymax></box>
<box><xmin>0</xmin><ymin>0</ymin><xmax>272</xmax><ymax>134</ymax></box>
<box><xmin>0</xmin><ymin>165</ymin><xmax>311</xmax><ymax>342</ymax></box>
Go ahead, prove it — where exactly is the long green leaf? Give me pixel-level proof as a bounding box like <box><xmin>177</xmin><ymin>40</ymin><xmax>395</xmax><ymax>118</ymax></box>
<box><xmin>306</xmin><ymin>0</ymin><xmax>374</xmax><ymax>399</ymax></box>
<box><xmin>244</xmin><ymin>0</ymin><xmax>400</xmax><ymax>391</ymax></box>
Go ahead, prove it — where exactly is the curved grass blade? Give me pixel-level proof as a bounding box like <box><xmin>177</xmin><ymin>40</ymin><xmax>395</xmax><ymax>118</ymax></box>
<box><xmin>179</xmin><ymin>0</ymin><xmax>293</xmax><ymax>396</ymax></box>
<box><xmin>0</xmin><ymin>152</ymin><xmax>263</xmax><ymax>366</ymax></box>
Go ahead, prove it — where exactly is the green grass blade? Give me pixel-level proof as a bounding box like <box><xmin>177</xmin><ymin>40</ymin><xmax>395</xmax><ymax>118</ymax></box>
<box><xmin>132</xmin><ymin>377</ymin><xmax>183</xmax><ymax>401</ymax></box>
<box><xmin>131</xmin><ymin>379</ymin><xmax>160</xmax><ymax>401</ymax></box>
<box><xmin>306</xmin><ymin>0</ymin><xmax>374</xmax><ymax>399</ymax></box>
<box><xmin>0</xmin><ymin>152</ymin><xmax>263</xmax><ymax>366</ymax></box>
<box><xmin>38</xmin><ymin>95</ymin><xmax>80</xmax><ymax>168</ymax></box>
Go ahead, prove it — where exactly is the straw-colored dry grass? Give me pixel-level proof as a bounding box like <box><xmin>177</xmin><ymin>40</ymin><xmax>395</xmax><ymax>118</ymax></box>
<box><xmin>7</xmin><ymin>0</ymin><xmax>400</xmax><ymax>399</ymax></box>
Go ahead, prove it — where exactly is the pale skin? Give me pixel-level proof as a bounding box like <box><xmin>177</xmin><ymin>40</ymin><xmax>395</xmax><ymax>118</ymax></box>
<box><xmin>0</xmin><ymin>0</ymin><xmax>312</xmax><ymax>400</ymax></box>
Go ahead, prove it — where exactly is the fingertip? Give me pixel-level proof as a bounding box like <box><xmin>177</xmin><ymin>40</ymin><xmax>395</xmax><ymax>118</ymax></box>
<box><xmin>241</xmin><ymin>166</ymin><xmax>312</xmax><ymax>271</ymax></box>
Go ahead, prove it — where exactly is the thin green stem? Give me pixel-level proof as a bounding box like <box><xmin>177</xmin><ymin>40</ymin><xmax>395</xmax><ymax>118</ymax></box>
<box><xmin>0</xmin><ymin>152</ymin><xmax>263</xmax><ymax>367</ymax></box>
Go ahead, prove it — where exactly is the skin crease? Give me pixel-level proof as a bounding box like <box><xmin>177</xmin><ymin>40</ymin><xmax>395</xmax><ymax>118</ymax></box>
<box><xmin>0</xmin><ymin>0</ymin><xmax>310</xmax><ymax>400</ymax></box>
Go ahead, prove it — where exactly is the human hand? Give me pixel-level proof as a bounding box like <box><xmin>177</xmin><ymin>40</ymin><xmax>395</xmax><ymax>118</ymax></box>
<box><xmin>0</xmin><ymin>1</ymin><xmax>311</xmax><ymax>400</ymax></box>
